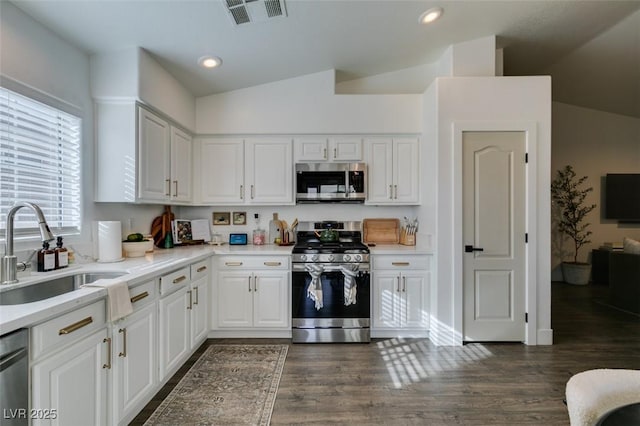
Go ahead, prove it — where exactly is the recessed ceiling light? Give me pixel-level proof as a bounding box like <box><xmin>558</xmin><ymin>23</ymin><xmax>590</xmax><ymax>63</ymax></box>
<box><xmin>419</xmin><ymin>7</ymin><xmax>443</xmax><ymax>24</ymax></box>
<box><xmin>198</xmin><ymin>55</ymin><xmax>223</xmax><ymax>69</ymax></box>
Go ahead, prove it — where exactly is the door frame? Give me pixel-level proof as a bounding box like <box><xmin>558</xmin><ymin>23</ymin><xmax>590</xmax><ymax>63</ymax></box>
<box><xmin>452</xmin><ymin>121</ymin><xmax>538</xmax><ymax>345</ymax></box>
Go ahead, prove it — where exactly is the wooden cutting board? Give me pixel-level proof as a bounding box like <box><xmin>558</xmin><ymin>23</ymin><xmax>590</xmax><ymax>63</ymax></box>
<box><xmin>363</xmin><ymin>218</ymin><xmax>400</xmax><ymax>244</ymax></box>
<box><xmin>151</xmin><ymin>205</ymin><xmax>175</xmax><ymax>247</ymax></box>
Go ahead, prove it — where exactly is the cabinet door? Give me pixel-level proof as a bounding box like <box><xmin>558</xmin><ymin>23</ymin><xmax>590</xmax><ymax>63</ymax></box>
<box><xmin>138</xmin><ymin>107</ymin><xmax>171</xmax><ymax>201</ymax></box>
<box><xmin>170</xmin><ymin>126</ymin><xmax>192</xmax><ymax>202</ymax></box>
<box><xmin>245</xmin><ymin>138</ymin><xmax>293</xmax><ymax>204</ymax></box>
<box><xmin>217</xmin><ymin>272</ymin><xmax>253</xmax><ymax>327</ymax></box>
<box><xmin>294</xmin><ymin>137</ymin><xmax>328</xmax><ymax>161</ymax></box>
<box><xmin>253</xmin><ymin>271</ymin><xmax>289</xmax><ymax>328</ymax></box>
<box><xmin>191</xmin><ymin>275</ymin><xmax>209</xmax><ymax>346</ymax></box>
<box><xmin>330</xmin><ymin>137</ymin><xmax>362</xmax><ymax>161</ymax></box>
<box><xmin>198</xmin><ymin>138</ymin><xmax>244</xmax><ymax>203</ymax></box>
<box><xmin>392</xmin><ymin>138</ymin><xmax>419</xmax><ymax>204</ymax></box>
<box><xmin>31</xmin><ymin>329</ymin><xmax>108</xmax><ymax>426</ymax></box>
<box><xmin>113</xmin><ymin>303</ymin><xmax>157</xmax><ymax>425</ymax></box>
<box><xmin>401</xmin><ymin>272</ymin><xmax>429</xmax><ymax>329</ymax></box>
<box><xmin>159</xmin><ymin>286</ymin><xmax>190</xmax><ymax>380</ymax></box>
<box><xmin>365</xmin><ymin>138</ymin><xmax>394</xmax><ymax>203</ymax></box>
<box><xmin>372</xmin><ymin>271</ymin><xmax>401</xmax><ymax>328</ymax></box>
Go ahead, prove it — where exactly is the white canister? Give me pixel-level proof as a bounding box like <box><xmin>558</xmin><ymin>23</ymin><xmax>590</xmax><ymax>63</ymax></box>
<box><xmin>97</xmin><ymin>221</ymin><xmax>124</xmax><ymax>263</ymax></box>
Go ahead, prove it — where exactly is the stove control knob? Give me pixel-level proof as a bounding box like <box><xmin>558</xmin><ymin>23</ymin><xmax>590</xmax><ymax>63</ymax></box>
<box><xmin>354</xmin><ymin>254</ymin><xmax>362</xmax><ymax>261</ymax></box>
<box><xmin>327</xmin><ymin>254</ymin><xmax>335</xmax><ymax>262</ymax></box>
<box><xmin>300</xmin><ymin>254</ymin><xmax>307</xmax><ymax>261</ymax></box>
<box><xmin>311</xmin><ymin>254</ymin><xmax>319</xmax><ymax>262</ymax></box>
<box><xmin>343</xmin><ymin>254</ymin><xmax>351</xmax><ymax>262</ymax></box>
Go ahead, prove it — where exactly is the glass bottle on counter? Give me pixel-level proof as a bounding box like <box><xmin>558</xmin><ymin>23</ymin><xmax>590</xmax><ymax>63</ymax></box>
<box><xmin>253</xmin><ymin>213</ymin><xmax>265</xmax><ymax>245</ymax></box>
<box><xmin>54</xmin><ymin>236</ymin><xmax>68</xmax><ymax>269</ymax></box>
<box><xmin>38</xmin><ymin>241</ymin><xmax>55</xmax><ymax>272</ymax></box>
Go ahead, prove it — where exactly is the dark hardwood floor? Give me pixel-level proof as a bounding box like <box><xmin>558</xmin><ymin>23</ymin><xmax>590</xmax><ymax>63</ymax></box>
<box><xmin>132</xmin><ymin>282</ymin><xmax>640</xmax><ymax>425</ymax></box>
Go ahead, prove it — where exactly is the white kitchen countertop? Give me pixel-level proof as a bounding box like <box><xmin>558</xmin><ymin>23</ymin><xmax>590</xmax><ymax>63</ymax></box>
<box><xmin>368</xmin><ymin>243</ymin><xmax>433</xmax><ymax>255</ymax></box>
<box><xmin>0</xmin><ymin>243</ymin><xmax>293</xmax><ymax>335</ymax></box>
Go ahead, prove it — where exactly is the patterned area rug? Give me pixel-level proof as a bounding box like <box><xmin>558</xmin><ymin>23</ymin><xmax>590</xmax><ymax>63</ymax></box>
<box><xmin>144</xmin><ymin>345</ymin><xmax>288</xmax><ymax>426</ymax></box>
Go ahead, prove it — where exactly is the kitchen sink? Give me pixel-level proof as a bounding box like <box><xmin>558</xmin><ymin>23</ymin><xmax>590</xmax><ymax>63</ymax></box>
<box><xmin>0</xmin><ymin>272</ymin><xmax>127</xmax><ymax>305</ymax></box>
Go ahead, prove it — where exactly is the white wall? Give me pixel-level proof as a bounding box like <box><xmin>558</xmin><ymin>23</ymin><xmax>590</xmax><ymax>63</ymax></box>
<box><xmin>427</xmin><ymin>76</ymin><xmax>552</xmax><ymax>346</ymax></box>
<box><xmin>0</xmin><ymin>2</ymin><xmax>164</xmax><ymax>260</ymax></box>
<box><xmin>551</xmin><ymin>102</ymin><xmax>640</xmax><ymax>279</ymax></box>
<box><xmin>196</xmin><ymin>70</ymin><xmax>422</xmax><ymax>134</ymax></box>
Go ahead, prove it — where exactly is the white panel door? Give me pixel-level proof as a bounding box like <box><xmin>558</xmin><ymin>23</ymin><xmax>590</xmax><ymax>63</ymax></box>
<box><xmin>198</xmin><ymin>138</ymin><xmax>244</xmax><ymax>203</ymax></box>
<box><xmin>372</xmin><ymin>272</ymin><xmax>401</xmax><ymax>328</ymax></box>
<box><xmin>294</xmin><ymin>137</ymin><xmax>328</xmax><ymax>161</ymax></box>
<box><xmin>402</xmin><ymin>272</ymin><xmax>429</xmax><ymax>329</ymax></box>
<box><xmin>463</xmin><ymin>131</ymin><xmax>526</xmax><ymax>342</ymax></box>
<box><xmin>158</xmin><ymin>287</ymin><xmax>190</xmax><ymax>380</ymax></box>
<box><xmin>245</xmin><ymin>138</ymin><xmax>293</xmax><ymax>204</ymax></box>
<box><xmin>190</xmin><ymin>276</ymin><xmax>209</xmax><ymax>346</ymax></box>
<box><xmin>217</xmin><ymin>272</ymin><xmax>253</xmax><ymax>327</ymax></box>
<box><xmin>138</xmin><ymin>108</ymin><xmax>170</xmax><ymax>201</ymax></box>
<box><xmin>170</xmin><ymin>126</ymin><xmax>192</xmax><ymax>202</ymax></box>
<box><xmin>330</xmin><ymin>137</ymin><xmax>362</xmax><ymax>161</ymax></box>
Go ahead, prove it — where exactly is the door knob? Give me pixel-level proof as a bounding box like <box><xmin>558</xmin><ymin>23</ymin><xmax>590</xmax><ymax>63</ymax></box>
<box><xmin>465</xmin><ymin>245</ymin><xmax>484</xmax><ymax>253</ymax></box>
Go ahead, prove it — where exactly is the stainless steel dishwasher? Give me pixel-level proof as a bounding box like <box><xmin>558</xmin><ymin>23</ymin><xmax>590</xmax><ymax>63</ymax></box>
<box><xmin>0</xmin><ymin>328</ymin><xmax>28</xmax><ymax>426</ymax></box>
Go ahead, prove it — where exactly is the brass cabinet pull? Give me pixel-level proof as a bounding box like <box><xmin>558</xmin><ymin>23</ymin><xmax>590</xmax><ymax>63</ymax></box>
<box><xmin>118</xmin><ymin>328</ymin><xmax>127</xmax><ymax>358</ymax></box>
<box><xmin>225</xmin><ymin>262</ymin><xmax>243</xmax><ymax>266</ymax></box>
<box><xmin>165</xmin><ymin>179</ymin><xmax>171</xmax><ymax>196</ymax></box>
<box><xmin>253</xmin><ymin>276</ymin><xmax>257</xmax><ymax>292</ymax></box>
<box><xmin>248</xmin><ymin>276</ymin><xmax>252</xmax><ymax>292</ymax></box>
<box><xmin>130</xmin><ymin>291</ymin><xmax>149</xmax><ymax>304</ymax></box>
<box><xmin>323</xmin><ymin>148</ymin><xmax>327</xmax><ymax>159</ymax></box>
<box><xmin>59</xmin><ymin>316</ymin><xmax>93</xmax><ymax>335</ymax></box>
<box><xmin>389</xmin><ymin>185</ymin><xmax>393</xmax><ymax>199</ymax></box>
<box><xmin>251</xmin><ymin>184</ymin><xmax>255</xmax><ymax>199</ymax></box>
<box><xmin>173</xmin><ymin>180</ymin><xmax>178</xmax><ymax>197</ymax></box>
<box><xmin>392</xmin><ymin>262</ymin><xmax>410</xmax><ymax>266</ymax></box>
<box><xmin>194</xmin><ymin>286</ymin><xmax>199</xmax><ymax>305</ymax></box>
<box><xmin>197</xmin><ymin>265</ymin><xmax>207</xmax><ymax>272</ymax></box>
<box><xmin>402</xmin><ymin>276</ymin><xmax>406</xmax><ymax>292</ymax></box>
<box><xmin>333</xmin><ymin>148</ymin><xmax>337</xmax><ymax>159</ymax></box>
<box><xmin>394</xmin><ymin>184</ymin><xmax>398</xmax><ymax>199</ymax></box>
<box><xmin>187</xmin><ymin>290</ymin><xmax>193</xmax><ymax>310</ymax></box>
<box><xmin>103</xmin><ymin>337</ymin><xmax>112</xmax><ymax>369</ymax></box>
<box><xmin>240</xmin><ymin>184</ymin><xmax>244</xmax><ymax>199</ymax></box>
<box><xmin>396</xmin><ymin>277</ymin><xmax>401</xmax><ymax>292</ymax></box>
<box><xmin>264</xmin><ymin>261</ymin><xmax>281</xmax><ymax>267</ymax></box>
<box><xmin>173</xmin><ymin>275</ymin><xmax>187</xmax><ymax>284</ymax></box>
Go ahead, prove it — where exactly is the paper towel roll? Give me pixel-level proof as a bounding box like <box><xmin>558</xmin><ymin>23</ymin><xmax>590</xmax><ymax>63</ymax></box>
<box><xmin>98</xmin><ymin>221</ymin><xmax>124</xmax><ymax>263</ymax></box>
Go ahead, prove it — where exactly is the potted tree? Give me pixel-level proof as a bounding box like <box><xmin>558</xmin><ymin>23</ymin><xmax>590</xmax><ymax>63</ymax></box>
<box><xmin>551</xmin><ymin>165</ymin><xmax>597</xmax><ymax>285</ymax></box>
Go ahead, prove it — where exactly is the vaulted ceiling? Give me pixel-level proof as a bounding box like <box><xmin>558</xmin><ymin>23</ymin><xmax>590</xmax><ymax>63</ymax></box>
<box><xmin>10</xmin><ymin>0</ymin><xmax>640</xmax><ymax>118</ymax></box>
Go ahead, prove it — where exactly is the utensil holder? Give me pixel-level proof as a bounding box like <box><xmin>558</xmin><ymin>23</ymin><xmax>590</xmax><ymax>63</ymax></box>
<box><xmin>399</xmin><ymin>229</ymin><xmax>416</xmax><ymax>246</ymax></box>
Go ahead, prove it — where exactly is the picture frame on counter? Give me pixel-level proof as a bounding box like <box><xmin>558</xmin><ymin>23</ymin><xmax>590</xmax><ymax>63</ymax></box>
<box><xmin>213</xmin><ymin>212</ymin><xmax>230</xmax><ymax>225</ymax></box>
<box><xmin>232</xmin><ymin>211</ymin><xmax>246</xmax><ymax>225</ymax></box>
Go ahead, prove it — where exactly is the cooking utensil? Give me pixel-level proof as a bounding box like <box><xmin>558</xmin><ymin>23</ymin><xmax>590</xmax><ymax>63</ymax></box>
<box><xmin>314</xmin><ymin>229</ymin><xmax>339</xmax><ymax>242</ymax></box>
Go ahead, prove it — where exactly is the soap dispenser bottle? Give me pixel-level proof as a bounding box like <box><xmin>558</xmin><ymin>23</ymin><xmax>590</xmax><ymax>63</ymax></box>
<box><xmin>54</xmin><ymin>236</ymin><xmax>68</xmax><ymax>269</ymax></box>
<box><xmin>38</xmin><ymin>241</ymin><xmax>55</xmax><ymax>272</ymax></box>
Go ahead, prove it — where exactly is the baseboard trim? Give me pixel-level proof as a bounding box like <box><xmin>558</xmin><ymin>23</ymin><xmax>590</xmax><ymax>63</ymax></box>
<box><xmin>537</xmin><ymin>328</ymin><xmax>553</xmax><ymax>345</ymax></box>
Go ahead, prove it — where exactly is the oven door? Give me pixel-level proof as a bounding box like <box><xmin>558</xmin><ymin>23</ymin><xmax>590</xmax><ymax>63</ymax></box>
<box><xmin>291</xmin><ymin>263</ymin><xmax>370</xmax><ymax>323</ymax></box>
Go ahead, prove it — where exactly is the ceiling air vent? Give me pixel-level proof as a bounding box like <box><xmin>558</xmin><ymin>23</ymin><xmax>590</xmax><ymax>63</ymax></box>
<box><xmin>224</xmin><ymin>0</ymin><xmax>287</xmax><ymax>26</ymax></box>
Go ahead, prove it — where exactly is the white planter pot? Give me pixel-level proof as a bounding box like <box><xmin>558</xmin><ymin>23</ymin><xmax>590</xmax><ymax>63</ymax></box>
<box><xmin>561</xmin><ymin>262</ymin><xmax>591</xmax><ymax>285</ymax></box>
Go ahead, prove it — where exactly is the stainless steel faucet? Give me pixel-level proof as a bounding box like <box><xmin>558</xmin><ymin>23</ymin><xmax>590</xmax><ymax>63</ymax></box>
<box><xmin>2</xmin><ymin>202</ymin><xmax>55</xmax><ymax>284</ymax></box>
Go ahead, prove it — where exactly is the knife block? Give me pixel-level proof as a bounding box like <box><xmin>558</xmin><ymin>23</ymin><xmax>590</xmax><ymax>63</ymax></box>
<box><xmin>399</xmin><ymin>228</ymin><xmax>416</xmax><ymax>246</ymax></box>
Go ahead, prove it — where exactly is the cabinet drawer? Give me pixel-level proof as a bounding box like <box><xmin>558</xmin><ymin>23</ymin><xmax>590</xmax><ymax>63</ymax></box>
<box><xmin>191</xmin><ymin>259</ymin><xmax>210</xmax><ymax>281</ymax></box>
<box><xmin>128</xmin><ymin>279</ymin><xmax>157</xmax><ymax>310</ymax></box>
<box><xmin>31</xmin><ymin>299</ymin><xmax>106</xmax><ymax>360</ymax></box>
<box><xmin>217</xmin><ymin>256</ymin><xmax>289</xmax><ymax>270</ymax></box>
<box><xmin>373</xmin><ymin>255</ymin><xmax>430</xmax><ymax>270</ymax></box>
<box><xmin>159</xmin><ymin>267</ymin><xmax>190</xmax><ymax>296</ymax></box>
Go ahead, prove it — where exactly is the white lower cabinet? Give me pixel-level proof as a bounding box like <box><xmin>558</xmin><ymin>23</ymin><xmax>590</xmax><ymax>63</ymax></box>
<box><xmin>159</xmin><ymin>261</ymin><xmax>210</xmax><ymax>382</ymax></box>
<box><xmin>31</xmin><ymin>301</ymin><xmax>109</xmax><ymax>426</ymax></box>
<box><xmin>215</xmin><ymin>256</ymin><xmax>289</xmax><ymax>330</ymax></box>
<box><xmin>111</xmin><ymin>280</ymin><xmax>158</xmax><ymax>426</ymax></box>
<box><xmin>372</xmin><ymin>255</ymin><xmax>430</xmax><ymax>336</ymax></box>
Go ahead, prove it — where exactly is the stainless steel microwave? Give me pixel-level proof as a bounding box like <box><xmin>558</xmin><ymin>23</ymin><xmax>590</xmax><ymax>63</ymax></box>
<box><xmin>295</xmin><ymin>162</ymin><xmax>366</xmax><ymax>203</ymax></box>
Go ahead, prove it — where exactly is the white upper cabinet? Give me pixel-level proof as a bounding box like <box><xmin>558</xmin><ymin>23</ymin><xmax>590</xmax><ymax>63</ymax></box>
<box><xmin>196</xmin><ymin>137</ymin><xmax>293</xmax><ymax>205</ymax></box>
<box><xmin>95</xmin><ymin>103</ymin><xmax>192</xmax><ymax>204</ymax></box>
<box><xmin>294</xmin><ymin>137</ymin><xmax>362</xmax><ymax>162</ymax></box>
<box><xmin>365</xmin><ymin>137</ymin><xmax>419</xmax><ymax>205</ymax></box>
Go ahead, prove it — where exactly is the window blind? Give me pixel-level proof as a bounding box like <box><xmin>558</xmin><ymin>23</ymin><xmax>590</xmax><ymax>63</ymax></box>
<box><xmin>0</xmin><ymin>87</ymin><xmax>81</xmax><ymax>238</ymax></box>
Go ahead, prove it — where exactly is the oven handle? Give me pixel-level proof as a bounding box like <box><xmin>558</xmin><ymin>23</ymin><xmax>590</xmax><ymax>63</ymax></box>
<box><xmin>292</xmin><ymin>263</ymin><xmax>370</xmax><ymax>273</ymax></box>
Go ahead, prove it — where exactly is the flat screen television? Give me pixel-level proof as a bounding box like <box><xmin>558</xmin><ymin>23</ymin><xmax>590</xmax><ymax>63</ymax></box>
<box><xmin>605</xmin><ymin>174</ymin><xmax>640</xmax><ymax>221</ymax></box>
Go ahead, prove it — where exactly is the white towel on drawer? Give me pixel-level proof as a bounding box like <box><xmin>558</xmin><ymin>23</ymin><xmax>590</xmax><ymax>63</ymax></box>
<box><xmin>85</xmin><ymin>278</ymin><xmax>133</xmax><ymax>321</ymax></box>
<box><xmin>305</xmin><ymin>264</ymin><xmax>324</xmax><ymax>310</ymax></box>
<box><xmin>340</xmin><ymin>264</ymin><xmax>358</xmax><ymax>306</ymax></box>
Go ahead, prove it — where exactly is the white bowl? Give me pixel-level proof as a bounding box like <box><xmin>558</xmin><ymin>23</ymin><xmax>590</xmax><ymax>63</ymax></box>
<box><xmin>122</xmin><ymin>240</ymin><xmax>154</xmax><ymax>258</ymax></box>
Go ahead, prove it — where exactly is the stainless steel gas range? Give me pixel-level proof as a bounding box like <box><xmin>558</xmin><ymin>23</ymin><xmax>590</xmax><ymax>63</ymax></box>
<box><xmin>291</xmin><ymin>221</ymin><xmax>370</xmax><ymax>343</ymax></box>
